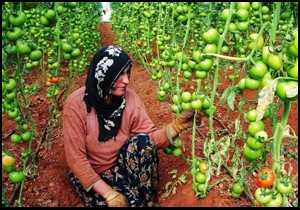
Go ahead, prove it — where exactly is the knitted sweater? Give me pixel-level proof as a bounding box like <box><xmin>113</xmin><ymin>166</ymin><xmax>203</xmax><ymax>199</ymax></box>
<box><xmin>63</xmin><ymin>86</ymin><xmax>170</xmax><ymax>188</ymax></box>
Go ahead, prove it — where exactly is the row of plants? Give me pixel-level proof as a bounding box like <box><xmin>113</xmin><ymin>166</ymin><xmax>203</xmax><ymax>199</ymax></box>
<box><xmin>2</xmin><ymin>2</ymin><xmax>102</xmax><ymax>207</ymax></box>
<box><xmin>110</xmin><ymin>2</ymin><xmax>298</xmax><ymax>207</ymax></box>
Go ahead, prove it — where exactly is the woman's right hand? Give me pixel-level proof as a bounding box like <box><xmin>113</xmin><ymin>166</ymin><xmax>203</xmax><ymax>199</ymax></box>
<box><xmin>103</xmin><ymin>189</ymin><xmax>129</xmax><ymax>207</ymax></box>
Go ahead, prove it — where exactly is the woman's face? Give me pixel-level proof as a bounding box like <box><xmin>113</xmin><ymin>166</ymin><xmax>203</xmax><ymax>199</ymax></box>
<box><xmin>110</xmin><ymin>66</ymin><xmax>131</xmax><ymax>97</ymax></box>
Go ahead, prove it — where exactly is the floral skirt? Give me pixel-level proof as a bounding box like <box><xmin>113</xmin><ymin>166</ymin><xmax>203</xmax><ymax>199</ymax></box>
<box><xmin>69</xmin><ymin>134</ymin><xmax>159</xmax><ymax>207</ymax></box>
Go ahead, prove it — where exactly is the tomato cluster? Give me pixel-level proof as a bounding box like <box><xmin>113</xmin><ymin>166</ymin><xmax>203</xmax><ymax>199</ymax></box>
<box><xmin>163</xmin><ymin>137</ymin><xmax>183</xmax><ymax>158</ymax></box>
<box><xmin>231</xmin><ymin>182</ymin><xmax>244</xmax><ymax>199</ymax></box>
<box><xmin>2</xmin><ymin>153</ymin><xmax>25</xmax><ymax>184</ymax></box>
<box><xmin>191</xmin><ymin>160</ymin><xmax>208</xmax><ymax>198</ymax></box>
<box><xmin>254</xmin><ymin>168</ymin><xmax>294</xmax><ymax>207</ymax></box>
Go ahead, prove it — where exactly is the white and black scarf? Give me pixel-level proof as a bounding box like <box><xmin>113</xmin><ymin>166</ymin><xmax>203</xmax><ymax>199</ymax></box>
<box><xmin>83</xmin><ymin>46</ymin><xmax>132</xmax><ymax>142</ymax></box>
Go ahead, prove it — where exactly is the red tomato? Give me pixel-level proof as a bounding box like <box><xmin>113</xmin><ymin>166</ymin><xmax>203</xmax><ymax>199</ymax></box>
<box><xmin>255</xmin><ymin>168</ymin><xmax>275</xmax><ymax>187</ymax></box>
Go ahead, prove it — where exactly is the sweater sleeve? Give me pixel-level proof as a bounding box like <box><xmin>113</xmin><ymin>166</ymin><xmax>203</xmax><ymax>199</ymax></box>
<box><xmin>129</xmin><ymin>91</ymin><xmax>171</xmax><ymax>149</ymax></box>
<box><xmin>63</xmin><ymin>100</ymin><xmax>101</xmax><ymax>189</ymax></box>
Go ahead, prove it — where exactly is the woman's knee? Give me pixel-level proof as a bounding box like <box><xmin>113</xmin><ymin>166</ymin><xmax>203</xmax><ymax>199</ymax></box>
<box><xmin>132</xmin><ymin>134</ymin><xmax>155</xmax><ymax>149</ymax></box>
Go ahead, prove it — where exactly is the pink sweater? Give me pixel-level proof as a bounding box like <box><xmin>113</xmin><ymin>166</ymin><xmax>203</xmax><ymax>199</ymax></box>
<box><xmin>63</xmin><ymin>86</ymin><xmax>170</xmax><ymax>188</ymax></box>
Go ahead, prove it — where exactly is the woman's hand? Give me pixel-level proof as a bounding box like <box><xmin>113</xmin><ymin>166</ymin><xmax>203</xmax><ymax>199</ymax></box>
<box><xmin>103</xmin><ymin>189</ymin><xmax>129</xmax><ymax>207</ymax></box>
<box><xmin>171</xmin><ymin>109</ymin><xmax>202</xmax><ymax>134</ymax></box>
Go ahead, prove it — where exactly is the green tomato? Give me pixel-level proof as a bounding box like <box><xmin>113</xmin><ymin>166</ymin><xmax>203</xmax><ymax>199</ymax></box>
<box><xmin>238</xmin><ymin>78</ymin><xmax>246</xmax><ymax>90</ymax></box>
<box><xmin>199</xmin><ymin>58</ymin><xmax>213</xmax><ymax>71</ymax></box>
<box><xmin>195</xmin><ymin>71</ymin><xmax>207</xmax><ymax>79</ymax></box>
<box><xmin>29</xmin><ymin>50</ymin><xmax>42</xmax><ymax>61</ymax></box>
<box><xmin>243</xmin><ymin>144</ymin><xmax>262</xmax><ymax>161</ymax></box>
<box><xmin>246</xmin><ymin>109</ymin><xmax>257</xmax><ymax>122</ymax></box>
<box><xmin>21</xmin><ymin>131</ymin><xmax>31</xmax><ymax>141</ymax></box>
<box><xmin>267</xmin><ymin>53</ymin><xmax>283</xmax><ymax>70</ymax></box>
<box><xmin>162</xmin><ymin>83</ymin><xmax>170</xmax><ymax>91</ymax></box>
<box><xmin>172</xmin><ymin>148</ymin><xmax>182</xmax><ymax>157</ymax></box>
<box><xmin>201</xmin><ymin>97</ymin><xmax>210</xmax><ymax>110</ymax></box>
<box><xmin>6</xmin><ymin>27</ymin><xmax>23</xmax><ymax>41</ymax></box>
<box><xmin>9</xmin><ymin>11</ymin><xmax>26</xmax><ymax>27</ymax></box>
<box><xmin>163</xmin><ymin>147</ymin><xmax>173</xmax><ymax>155</ymax></box>
<box><xmin>181</xmin><ymin>91</ymin><xmax>192</xmax><ymax>103</ymax></box>
<box><xmin>171</xmin><ymin>104</ymin><xmax>180</xmax><ymax>114</ymax></box>
<box><xmin>255</xmin><ymin>187</ymin><xmax>273</xmax><ymax>204</ymax></box>
<box><xmin>191</xmin><ymin>99</ymin><xmax>202</xmax><ymax>110</ymax></box>
<box><xmin>248</xmin><ymin>120</ymin><xmax>265</xmax><ymax>136</ymax></box>
<box><xmin>2</xmin><ymin>164</ymin><xmax>16</xmax><ymax>173</ymax></box>
<box><xmin>232</xmin><ymin>182</ymin><xmax>244</xmax><ymax>194</ymax></box>
<box><xmin>249</xmin><ymin>61</ymin><xmax>268</xmax><ymax>79</ymax></box>
<box><xmin>195</xmin><ymin>171</ymin><xmax>207</xmax><ymax>184</ymax></box>
<box><xmin>17</xmin><ymin>41</ymin><xmax>31</xmax><ymax>55</ymax></box>
<box><xmin>203</xmin><ymin>105</ymin><xmax>216</xmax><ymax>116</ymax></box>
<box><xmin>202</xmin><ymin>28</ymin><xmax>219</xmax><ymax>44</ymax></box>
<box><xmin>237</xmin><ymin>2</ymin><xmax>250</xmax><ymax>10</ymax></box>
<box><xmin>7</xmin><ymin>107</ymin><xmax>19</xmax><ymax>119</ymax></box>
<box><xmin>192</xmin><ymin>50</ymin><xmax>201</xmax><ymax>63</ymax></box>
<box><xmin>251</xmin><ymin>2</ymin><xmax>261</xmax><ymax>10</ymax></box>
<box><xmin>157</xmin><ymin>90</ymin><xmax>167</xmax><ymax>101</ymax></box>
<box><xmin>246</xmin><ymin>136</ymin><xmax>263</xmax><ymax>150</ymax></box>
<box><xmin>220</xmin><ymin>9</ymin><xmax>230</xmax><ymax>21</ymax></box>
<box><xmin>61</xmin><ymin>43</ymin><xmax>73</xmax><ymax>53</ymax></box>
<box><xmin>276</xmin><ymin>80</ymin><xmax>298</xmax><ymax>102</ymax></box>
<box><xmin>245</xmin><ymin>77</ymin><xmax>261</xmax><ymax>90</ymax></box>
<box><xmin>276</xmin><ymin>180</ymin><xmax>293</xmax><ymax>195</ymax></box>
<box><xmin>228</xmin><ymin>23</ymin><xmax>237</xmax><ymax>32</ymax></box>
<box><xmin>203</xmin><ymin>44</ymin><xmax>217</xmax><ymax>54</ymax></box>
<box><xmin>5</xmin><ymin>79</ymin><xmax>17</xmax><ymax>91</ymax></box>
<box><xmin>197</xmin><ymin>183</ymin><xmax>206</xmax><ymax>192</ymax></box>
<box><xmin>231</xmin><ymin>191</ymin><xmax>241</xmax><ymax>199</ymax></box>
<box><xmin>6</xmin><ymin>90</ymin><xmax>17</xmax><ymax>100</ymax></box>
<box><xmin>264</xmin><ymin>193</ymin><xmax>283</xmax><ymax>207</ymax></box>
<box><xmin>255</xmin><ymin>131</ymin><xmax>268</xmax><ymax>142</ymax></box>
<box><xmin>181</xmin><ymin>102</ymin><xmax>191</xmax><ymax>111</ymax></box>
<box><xmin>236</xmin><ymin>9</ymin><xmax>249</xmax><ymax>21</ymax></box>
<box><xmin>287</xmin><ymin>60</ymin><xmax>298</xmax><ymax>79</ymax></box>
<box><xmin>261</xmin><ymin>46</ymin><xmax>270</xmax><ymax>64</ymax></box>
<box><xmin>8</xmin><ymin>171</ymin><xmax>25</xmax><ymax>183</ymax></box>
<box><xmin>71</xmin><ymin>48</ymin><xmax>81</xmax><ymax>57</ymax></box>
<box><xmin>172</xmin><ymin>94</ymin><xmax>181</xmax><ymax>104</ymax></box>
<box><xmin>11</xmin><ymin>134</ymin><xmax>22</xmax><ymax>144</ymax></box>
<box><xmin>236</xmin><ymin>21</ymin><xmax>249</xmax><ymax>31</ymax></box>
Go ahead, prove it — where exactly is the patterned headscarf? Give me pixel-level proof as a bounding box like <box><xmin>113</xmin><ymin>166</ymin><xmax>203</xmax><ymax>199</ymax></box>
<box><xmin>83</xmin><ymin>46</ymin><xmax>132</xmax><ymax>142</ymax></box>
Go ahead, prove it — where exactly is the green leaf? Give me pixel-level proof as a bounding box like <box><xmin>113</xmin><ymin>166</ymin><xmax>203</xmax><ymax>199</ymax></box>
<box><xmin>227</xmin><ymin>90</ymin><xmax>236</xmax><ymax>111</ymax></box>
<box><xmin>219</xmin><ymin>86</ymin><xmax>232</xmax><ymax>105</ymax></box>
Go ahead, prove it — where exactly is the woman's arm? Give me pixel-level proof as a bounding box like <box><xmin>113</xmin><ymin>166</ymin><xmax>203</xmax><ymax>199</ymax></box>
<box><xmin>63</xmin><ymin>104</ymin><xmax>101</xmax><ymax>189</ymax></box>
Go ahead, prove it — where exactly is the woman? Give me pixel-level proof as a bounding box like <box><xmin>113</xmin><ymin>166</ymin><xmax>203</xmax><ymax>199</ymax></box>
<box><xmin>63</xmin><ymin>46</ymin><xmax>201</xmax><ymax>207</ymax></box>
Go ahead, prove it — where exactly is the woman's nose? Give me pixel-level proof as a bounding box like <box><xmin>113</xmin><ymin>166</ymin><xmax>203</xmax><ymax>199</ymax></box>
<box><xmin>120</xmin><ymin>73</ymin><xmax>130</xmax><ymax>84</ymax></box>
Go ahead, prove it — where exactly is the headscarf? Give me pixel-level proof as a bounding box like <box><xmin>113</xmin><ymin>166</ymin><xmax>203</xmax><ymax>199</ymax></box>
<box><xmin>83</xmin><ymin>46</ymin><xmax>133</xmax><ymax>142</ymax></box>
